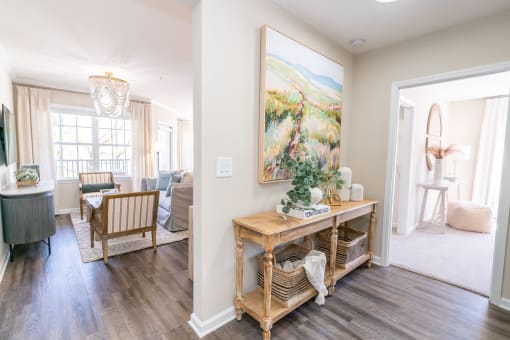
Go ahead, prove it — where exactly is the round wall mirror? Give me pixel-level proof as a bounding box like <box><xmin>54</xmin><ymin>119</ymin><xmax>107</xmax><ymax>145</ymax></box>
<box><xmin>425</xmin><ymin>103</ymin><xmax>443</xmax><ymax>171</ymax></box>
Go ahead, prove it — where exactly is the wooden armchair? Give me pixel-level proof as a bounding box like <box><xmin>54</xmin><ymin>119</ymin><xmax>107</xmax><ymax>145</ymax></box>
<box><xmin>90</xmin><ymin>191</ymin><xmax>159</xmax><ymax>263</ymax></box>
<box><xmin>79</xmin><ymin>172</ymin><xmax>120</xmax><ymax>219</ymax></box>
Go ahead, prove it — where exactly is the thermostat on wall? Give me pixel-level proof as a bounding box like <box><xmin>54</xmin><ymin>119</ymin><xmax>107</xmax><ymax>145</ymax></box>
<box><xmin>216</xmin><ymin>157</ymin><xmax>233</xmax><ymax>178</ymax></box>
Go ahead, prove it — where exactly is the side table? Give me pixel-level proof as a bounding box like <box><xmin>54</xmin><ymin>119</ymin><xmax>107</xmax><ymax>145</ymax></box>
<box><xmin>417</xmin><ymin>183</ymin><xmax>448</xmax><ymax>233</ymax></box>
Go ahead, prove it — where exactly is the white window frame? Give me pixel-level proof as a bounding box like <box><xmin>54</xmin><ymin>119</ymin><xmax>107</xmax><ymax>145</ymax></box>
<box><xmin>51</xmin><ymin>104</ymin><xmax>133</xmax><ymax>180</ymax></box>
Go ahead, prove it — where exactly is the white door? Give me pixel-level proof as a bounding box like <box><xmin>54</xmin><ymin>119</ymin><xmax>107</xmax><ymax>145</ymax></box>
<box><xmin>490</xmin><ymin>90</ymin><xmax>510</xmax><ymax>305</ymax></box>
<box><xmin>396</xmin><ymin>100</ymin><xmax>415</xmax><ymax>235</ymax></box>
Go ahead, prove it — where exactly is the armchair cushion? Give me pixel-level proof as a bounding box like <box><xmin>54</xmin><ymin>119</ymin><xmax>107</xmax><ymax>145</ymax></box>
<box><xmin>155</xmin><ymin>172</ymin><xmax>173</xmax><ymax>190</ymax></box>
<box><xmin>165</xmin><ymin>173</ymin><xmax>183</xmax><ymax>197</ymax></box>
<box><xmin>82</xmin><ymin>183</ymin><xmax>115</xmax><ymax>194</ymax></box>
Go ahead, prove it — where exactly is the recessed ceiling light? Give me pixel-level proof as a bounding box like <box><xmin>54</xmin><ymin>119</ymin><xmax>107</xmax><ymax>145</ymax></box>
<box><xmin>376</xmin><ymin>0</ymin><xmax>399</xmax><ymax>3</ymax></box>
<box><xmin>350</xmin><ymin>38</ymin><xmax>366</xmax><ymax>48</ymax></box>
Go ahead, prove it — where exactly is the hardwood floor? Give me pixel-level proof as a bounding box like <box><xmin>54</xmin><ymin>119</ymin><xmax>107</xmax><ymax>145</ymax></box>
<box><xmin>0</xmin><ymin>214</ymin><xmax>509</xmax><ymax>340</ymax></box>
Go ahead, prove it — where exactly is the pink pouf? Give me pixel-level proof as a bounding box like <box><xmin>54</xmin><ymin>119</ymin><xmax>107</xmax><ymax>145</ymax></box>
<box><xmin>447</xmin><ymin>201</ymin><xmax>493</xmax><ymax>233</ymax></box>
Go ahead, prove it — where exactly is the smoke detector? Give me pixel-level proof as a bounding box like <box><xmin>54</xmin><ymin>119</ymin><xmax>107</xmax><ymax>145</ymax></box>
<box><xmin>350</xmin><ymin>38</ymin><xmax>366</xmax><ymax>48</ymax></box>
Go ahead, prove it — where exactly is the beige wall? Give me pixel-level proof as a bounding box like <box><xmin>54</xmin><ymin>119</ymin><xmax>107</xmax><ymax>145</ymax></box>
<box><xmin>447</xmin><ymin>99</ymin><xmax>485</xmax><ymax>201</ymax></box>
<box><xmin>0</xmin><ymin>51</ymin><xmax>14</xmax><ymax>264</ymax></box>
<box><xmin>193</xmin><ymin>0</ymin><xmax>353</xmax><ymax>321</ymax></box>
<box><xmin>350</xmin><ymin>10</ymin><xmax>510</xmax><ymax>297</ymax></box>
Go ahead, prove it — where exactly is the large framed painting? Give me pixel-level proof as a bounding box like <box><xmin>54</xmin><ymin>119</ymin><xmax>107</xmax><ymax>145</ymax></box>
<box><xmin>258</xmin><ymin>26</ymin><xmax>343</xmax><ymax>183</ymax></box>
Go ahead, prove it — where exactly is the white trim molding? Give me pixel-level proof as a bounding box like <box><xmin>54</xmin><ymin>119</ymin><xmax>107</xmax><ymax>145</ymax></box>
<box><xmin>188</xmin><ymin>307</ymin><xmax>235</xmax><ymax>338</ymax></box>
<box><xmin>0</xmin><ymin>246</ymin><xmax>9</xmax><ymax>283</ymax></box>
<box><xmin>371</xmin><ymin>256</ymin><xmax>384</xmax><ymax>266</ymax></box>
<box><xmin>499</xmin><ymin>297</ymin><xmax>510</xmax><ymax>312</ymax></box>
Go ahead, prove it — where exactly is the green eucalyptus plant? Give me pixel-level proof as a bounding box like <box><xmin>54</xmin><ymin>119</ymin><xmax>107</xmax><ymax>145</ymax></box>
<box><xmin>280</xmin><ymin>156</ymin><xmax>323</xmax><ymax>213</ymax></box>
<box><xmin>321</xmin><ymin>168</ymin><xmax>344</xmax><ymax>193</ymax></box>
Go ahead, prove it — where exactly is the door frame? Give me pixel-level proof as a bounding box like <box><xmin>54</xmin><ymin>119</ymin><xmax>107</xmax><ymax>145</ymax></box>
<box><xmin>395</xmin><ymin>97</ymin><xmax>415</xmax><ymax>235</ymax></box>
<box><xmin>381</xmin><ymin>61</ymin><xmax>510</xmax><ymax>308</ymax></box>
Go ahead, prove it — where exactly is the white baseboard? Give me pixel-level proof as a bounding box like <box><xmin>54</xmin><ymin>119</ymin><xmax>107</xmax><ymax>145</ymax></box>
<box><xmin>499</xmin><ymin>297</ymin><xmax>510</xmax><ymax>312</ymax></box>
<box><xmin>371</xmin><ymin>255</ymin><xmax>384</xmax><ymax>266</ymax></box>
<box><xmin>188</xmin><ymin>307</ymin><xmax>235</xmax><ymax>338</ymax></box>
<box><xmin>0</xmin><ymin>246</ymin><xmax>9</xmax><ymax>283</ymax></box>
<box><xmin>56</xmin><ymin>208</ymin><xmax>80</xmax><ymax>215</ymax></box>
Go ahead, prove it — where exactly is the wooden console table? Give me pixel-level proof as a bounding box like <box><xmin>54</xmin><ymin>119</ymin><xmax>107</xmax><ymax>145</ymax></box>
<box><xmin>233</xmin><ymin>200</ymin><xmax>377</xmax><ymax>340</ymax></box>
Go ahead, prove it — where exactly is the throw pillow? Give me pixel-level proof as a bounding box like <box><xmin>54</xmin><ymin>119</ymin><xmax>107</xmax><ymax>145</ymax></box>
<box><xmin>155</xmin><ymin>172</ymin><xmax>173</xmax><ymax>190</ymax></box>
<box><xmin>82</xmin><ymin>183</ymin><xmax>115</xmax><ymax>193</ymax></box>
<box><xmin>165</xmin><ymin>173</ymin><xmax>182</xmax><ymax>197</ymax></box>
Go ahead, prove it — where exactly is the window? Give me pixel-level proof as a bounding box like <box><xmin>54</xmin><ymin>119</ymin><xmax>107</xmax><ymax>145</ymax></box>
<box><xmin>53</xmin><ymin>110</ymin><xmax>132</xmax><ymax>179</ymax></box>
<box><xmin>157</xmin><ymin>123</ymin><xmax>174</xmax><ymax>171</ymax></box>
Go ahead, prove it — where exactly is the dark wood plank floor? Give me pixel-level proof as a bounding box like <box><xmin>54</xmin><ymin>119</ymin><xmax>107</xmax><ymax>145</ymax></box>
<box><xmin>1</xmin><ymin>214</ymin><xmax>509</xmax><ymax>340</ymax></box>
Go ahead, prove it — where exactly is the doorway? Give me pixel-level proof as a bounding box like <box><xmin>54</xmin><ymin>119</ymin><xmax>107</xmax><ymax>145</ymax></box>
<box><xmin>382</xmin><ymin>63</ymin><xmax>510</xmax><ymax>306</ymax></box>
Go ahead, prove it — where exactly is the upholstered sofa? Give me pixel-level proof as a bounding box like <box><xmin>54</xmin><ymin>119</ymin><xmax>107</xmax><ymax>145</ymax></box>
<box><xmin>141</xmin><ymin>171</ymin><xmax>193</xmax><ymax>232</ymax></box>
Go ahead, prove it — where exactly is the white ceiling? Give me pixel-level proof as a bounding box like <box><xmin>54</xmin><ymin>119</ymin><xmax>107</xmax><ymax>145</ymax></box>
<box><xmin>0</xmin><ymin>0</ymin><xmax>193</xmax><ymax>118</ymax></box>
<box><xmin>273</xmin><ymin>0</ymin><xmax>510</xmax><ymax>53</ymax></box>
<box><xmin>401</xmin><ymin>71</ymin><xmax>510</xmax><ymax>103</ymax></box>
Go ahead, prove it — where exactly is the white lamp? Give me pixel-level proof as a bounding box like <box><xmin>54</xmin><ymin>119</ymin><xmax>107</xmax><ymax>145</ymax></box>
<box><xmin>153</xmin><ymin>141</ymin><xmax>164</xmax><ymax>173</ymax></box>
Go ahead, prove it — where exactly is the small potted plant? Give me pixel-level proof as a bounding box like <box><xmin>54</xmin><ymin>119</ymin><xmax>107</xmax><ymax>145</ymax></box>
<box><xmin>280</xmin><ymin>156</ymin><xmax>325</xmax><ymax>214</ymax></box>
<box><xmin>15</xmin><ymin>168</ymin><xmax>39</xmax><ymax>187</ymax></box>
<box><xmin>320</xmin><ymin>168</ymin><xmax>344</xmax><ymax>206</ymax></box>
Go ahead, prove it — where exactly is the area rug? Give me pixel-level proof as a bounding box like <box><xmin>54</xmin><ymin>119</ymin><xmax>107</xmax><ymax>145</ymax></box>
<box><xmin>391</xmin><ymin>224</ymin><xmax>496</xmax><ymax>296</ymax></box>
<box><xmin>70</xmin><ymin>211</ymin><xmax>188</xmax><ymax>263</ymax></box>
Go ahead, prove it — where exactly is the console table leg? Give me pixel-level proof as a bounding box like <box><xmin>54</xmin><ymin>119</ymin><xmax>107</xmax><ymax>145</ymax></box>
<box><xmin>328</xmin><ymin>222</ymin><xmax>338</xmax><ymax>296</ymax></box>
<box><xmin>234</xmin><ymin>224</ymin><xmax>244</xmax><ymax>320</ymax></box>
<box><xmin>9</xmin><ymin>244</ymin><xmax>13</xmax><ymax>262</ymax></box>
<box><xmin>261</xmin><ymin>249</ymin><xmax>273</xmax><ymax>339</ymax></box>
<box><xmin>368</xmin><ymin>205</ymin><xmax>376</xmax><ymax>268</ymax></box>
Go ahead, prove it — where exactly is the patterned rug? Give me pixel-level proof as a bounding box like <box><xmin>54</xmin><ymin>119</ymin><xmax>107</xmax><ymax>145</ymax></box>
<box><xmin>70</xmin><ymin>211</ymin><xmax>188</xmax><ymax>263</ymax></box>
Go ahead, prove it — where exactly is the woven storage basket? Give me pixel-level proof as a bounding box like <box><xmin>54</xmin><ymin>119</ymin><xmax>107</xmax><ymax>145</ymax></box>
<box><xmin>257</xmin><ymin>242</ymin><xmax>315</xmax><ymax>307</ymax></box>
<box><xmin>317</xmin><ymin>227</ymin><xmax>367</xmax><ymax>268</ymax></box>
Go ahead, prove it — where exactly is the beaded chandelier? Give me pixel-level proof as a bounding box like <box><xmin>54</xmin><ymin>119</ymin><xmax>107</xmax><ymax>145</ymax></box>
<box><xmin>89</xmin><ymin>72</ymin><xmax>130</xmax><ymax>118</ymax></box>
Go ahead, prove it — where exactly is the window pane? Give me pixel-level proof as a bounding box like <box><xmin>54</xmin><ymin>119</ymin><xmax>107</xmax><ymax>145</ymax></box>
<box><xmin>112</xmin><ymin>119</ymin><xmax>125</xmax><ymax>129</ymax></box>
<box><xmin>52</xmin><ymin>113</ymin><xmax>60</xmax><ymax>125</ymax></box>
<box><xmin>61</xmin><ymin>114</ymin><xmax>76</xmax><ymax>126</ymax></box>
<box><xmin>125</xmin><ymin>131</ymin><xmax>132</xmax><ymax>145</ymax></box>
<box><xmin>62</xmin><ymin>145</ymin><xmax>77</xmax><ymax>160</ymax></box>
<box><xmin>99</xmin><ymin>146</ymin><xmax>112</xmax><ymax>159</ymax></box>
<box><xmin>112</xmin><ymin>130</ymin><xmax>124</xmax><ymax>145</ymax></box>
<box><xmin>78</xmin><ymin>145</ymin><xmax>93</xmax><ymax>160</ymax></box>
<box><xmin>53</xmin><ymin>127</ymin><xmax>61</xmax><ymax>142</ymax></box>
<box><xmin>54</xmin><ymin>144</ymin><xmax>62</xmax><ymax>160</ymax></box>
<box><xmin>77</xmin><ymin>115</ymin><xmax>92</xmax><ymax>127</ymax></box>
<box><xmin>98</xmin><ymin>129</ymin><xmax>111</xmax><ymax>144</ymax></box>
<box><xmin>124</xmin><ymin>120</ymin><xmax>131</xmax><ymax>130</ymax></box>
<box><xmin>98</xmin><ymin>117</ymin><xmax>111</xmax><ymax>129</ymax></box>
<box><xmin>61</xmin><ymin>126</ymin><xmax>77</xmax><ymax>143</ymax></box>
<box><xmin>77</xmin><ymin>127</ymin><xmax>93</xmax><ymax>144</ymax></box>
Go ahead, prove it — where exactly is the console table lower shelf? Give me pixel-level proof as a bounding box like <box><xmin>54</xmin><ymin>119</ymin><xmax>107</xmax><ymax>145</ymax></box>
<box><xmin>233</xmin><ymin>200</ymin><xmax>377</xmax><ymax>340</ymax></box>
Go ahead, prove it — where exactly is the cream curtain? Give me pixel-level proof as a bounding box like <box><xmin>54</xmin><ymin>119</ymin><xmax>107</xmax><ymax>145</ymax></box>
<box><xmin>178</xmin><ymin>119</ymin><xmax>193</xmax><ymax>170</ymax></box>
<box><xmin>472</xmin><ymin>97</ymin><xmax>509</xmax><ymax>214</ymax></box>
<box><xmin>131</xmin><ymin>102</ymin><xmax>154</xmax><ymax>190</ymax></box>
<box><xmin>16</xmin><ymin>86</ymin><xmax>55</xmax><ymax>182</ymax></box>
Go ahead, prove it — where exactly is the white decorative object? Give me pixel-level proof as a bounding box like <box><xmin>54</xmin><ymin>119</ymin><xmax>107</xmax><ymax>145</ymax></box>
<box><xmin>339</xmin><ymin>188</ymin><xmax>351</xmax><ymax>201</ymax></box>
<box><xmin>350</xmin><ymin>184</ymin><xmax>364</xmax><ymax>201</ymax></box>
<box><xmin>309</xmin><ymin>187</ymin><xmax>323</xmax><ymax>206</ymax></box>
<box><xmin>89</xmin><ymin>72</ymin><xmax>130</xmax><ymax>118</ymax></box>
<box><xmin>433</xmin><ymin>158</ymin><xmax>443</xmax><ymax>184</ymax></box>
<box><xmin>339</xmin><ymin>167</ymin><xmax>352</xmax><ymax>187</ymax></box>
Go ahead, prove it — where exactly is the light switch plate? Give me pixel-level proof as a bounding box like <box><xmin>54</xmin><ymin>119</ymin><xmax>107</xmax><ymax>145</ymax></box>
<box><xmin>216</xmin><ymin>157</ymin><xmax>233</xmax><ymax>177</ymax></box>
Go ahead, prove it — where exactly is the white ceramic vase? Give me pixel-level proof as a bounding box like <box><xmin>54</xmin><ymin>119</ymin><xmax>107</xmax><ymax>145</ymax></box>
<box><xmin>295</xmin><ymin>187</ymin><xmax>323</xmax><ymax>208</ymax></box>
<box><xmin>433</xmin><ymin>158</ymin><xmax>444</xmax><ymax>184</ymax></box>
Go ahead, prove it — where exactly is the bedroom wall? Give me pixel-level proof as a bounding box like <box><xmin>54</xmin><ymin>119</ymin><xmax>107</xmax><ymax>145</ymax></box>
<box><xmin>0</xmin><ymin>47</ymin><xmax>15</xmax><ymax>278</ymax></box>
<box><xmin>350</xmin><ymin>9</ymin><xmax>510</xmax><ymax>298</ymax></box>
<box><xmin>192</xmin><ymin>0</ymin><xmax>353</xmax><ymax>323</ymax></box>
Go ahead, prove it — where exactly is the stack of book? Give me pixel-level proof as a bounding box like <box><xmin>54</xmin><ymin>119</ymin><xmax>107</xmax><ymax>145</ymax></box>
<box><xmin>276</xmin><ymin>204</ymin><xmax>331</xmax><ymax>219</ymax></box>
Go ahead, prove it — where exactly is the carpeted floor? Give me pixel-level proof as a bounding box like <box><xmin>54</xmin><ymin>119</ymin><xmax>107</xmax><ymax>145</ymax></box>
<box><xmin>70</xmin><ymin>211</ymin><xmax>188</xmax><ymax>263</ymax></box>
<box><xmin>390</xmin><ymin>223</ymin><xmax>496</xmax><ymax>296</ymax></box>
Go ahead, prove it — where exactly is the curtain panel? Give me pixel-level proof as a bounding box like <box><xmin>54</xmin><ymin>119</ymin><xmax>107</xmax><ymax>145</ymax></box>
<box><xmin>131</xmin><ymin>102</ymin><xmax>154</xmax><ymax>190</ymax></box>
<box><xmin>15</xmin><ymin>86</ymin><xmax>55</xmax><ymax>182</ymax></box>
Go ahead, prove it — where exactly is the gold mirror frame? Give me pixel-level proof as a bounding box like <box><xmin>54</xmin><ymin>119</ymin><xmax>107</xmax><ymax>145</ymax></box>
<box><xmin>425</xmin><ymin>103</ymin><xmax>443</xmax><ymax>171</ymax></box>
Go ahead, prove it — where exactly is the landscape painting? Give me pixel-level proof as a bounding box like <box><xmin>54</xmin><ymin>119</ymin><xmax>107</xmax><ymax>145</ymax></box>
<box><xmin>258</xmin><ymin>26</ymin><xmax>343</xmax><ymax>183</ymax></box>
